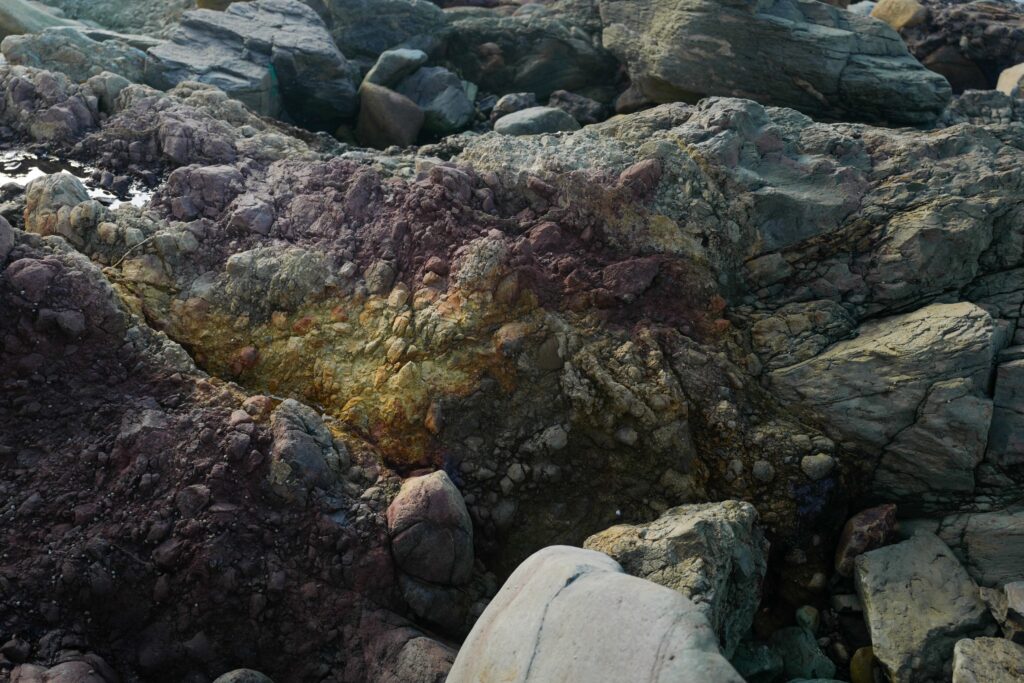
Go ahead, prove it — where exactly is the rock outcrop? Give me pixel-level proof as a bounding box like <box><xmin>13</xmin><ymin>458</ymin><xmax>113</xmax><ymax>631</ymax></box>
<box><xmin>583</xmin><ymin>501</ymin><xmax>768</xmax><ymax>657</ymax></box>
<box><xmin>446</xmin><ymin>546</ymin><xmax>744</xmax><ymax>682</ymax></box>
<box><xmin>1</xmin><ymin>27</ymin><xmax>148</xmax><ymax>83</ymax></box>
<box><xmin>599</xmin><ymin>0</ymin><xmax>952</xmax><ymax>125</ymax></box>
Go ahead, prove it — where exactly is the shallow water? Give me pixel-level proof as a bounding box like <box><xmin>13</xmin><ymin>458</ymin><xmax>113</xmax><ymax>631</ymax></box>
<box><xmin>0</xmin><ymin>150</ymin><xmax>153</xmax><ymax>209</ymax></box>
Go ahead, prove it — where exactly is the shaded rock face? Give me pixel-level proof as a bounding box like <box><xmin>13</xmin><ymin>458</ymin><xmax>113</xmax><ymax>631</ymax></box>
<box><xmin>0</xmin><ymin>225</ymin><xmax>454</xmax><ymax>682</ymax></box>
<box><xmin>599</xmin><ymin>0</ymin><xmax>952</xmax><ymax>125</ymax></box>
<box><xmin>583</xmin><ymin>501</ymin><xmax>768</xmax><ymax>658</ymax></box>
<box><xmin>900</xmin><ymin>0</ymin><xmax>1024</xmax><ymax>93</ymax></box>
<box><xmin>446</xmin><ymin>546</ymin><xmax>744</xmax><ymax>682</ymax></box>
<box><xmin>147</xmin><ymin>0</ymin><xmax>359</xmax><ymax>131</ymax></box>
<box><xmin>854</xmin><ymin>533</ymin><xmax>993</xmax><ymax>683</ymax></box>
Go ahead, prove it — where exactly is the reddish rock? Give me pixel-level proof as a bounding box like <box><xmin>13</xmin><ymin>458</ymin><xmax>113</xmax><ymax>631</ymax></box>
<box><xmin>835</xmin><ymin>504</ymin><xmax>898</xmax><ymax>577</ymax></box>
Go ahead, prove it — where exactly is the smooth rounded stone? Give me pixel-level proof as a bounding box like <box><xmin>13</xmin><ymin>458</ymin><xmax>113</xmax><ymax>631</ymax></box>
<box><xmin>0</xmin><ymin>215</ymin><xmax>14</xmax><ymax>266</ymax></box>
<box><xmin>854</xmin><ymin>532</ymin><xmax>993</xmax><ymax>682</ymax></box>
<box><xmin>363</xmin><ymin>48</ymin><xmax>428</xmax><ymax>88</ymax></box>
<box><xmin>599</xmin><ymin>0</ymin><xmax>952</xmax><ymax>126</ymax></box>
<box><xmin>800</xmin><ymin>453</ymin><xmax>835</xmax><ymax>481</ymax></box>
<box><xmin>147</xmin><ymin>0</ymin><xmax>359</xmax><ymax>131</ymax></box>
<box><xmin>394</xmin><ymin>66</ymin><xmax>474</xmax><ymax>135</ymax></box>
<box><xmin>849</xmin><ymin>646</ymin><xmax>876</xmax><ymax>683</ymax></box>
<box><xmin>24</xmin><ymin>172</ymin><xmax>91</xmax><ymax>241</ymax></box>
<box><xmin>768</xmin><ymin>627</ymin><xmax>836</xmax><ymax>681</ymax></box>
<box><xmin>952</xmin><ymin>637</ymin><xmax>1024</xmax><ymax>683</ymax></box>
<box><xmin>212</xmin><ymin>670</ymin><xmax>274</xmax><ymax>683</ymax></box>
<box><xmin>583</xmin><ymin>501</ymin><xmax>769</xmax><ymax>657</ymax></box>
<box><xmin>998</xmin><ymin>63</ymin><xmax>1024</xmax><ymax>98</ymax></box>
<box><xmin>493</xmin><ymin>106</ymin><xmax>580</xmax><ymax>136</ymax></box>
<box><xmin>1</xmin><ymin>27</ymin><xmax>148</xmax><ymax>83</ymax></box>
<box><xmin>870</xmin><ymin>0</ymin><xmax>929</xmax><ymax>31</ymax></box>
<box><xmin>355</xmin><ymin>83</ymin><xmax>424</xmax><ymax>149</ymax></box>
<box><xmin>489</xmin><ymin>92</ymin><xmax>537</xmax><ymax>122</ymax></box>
<box><xmin>547</xmin><ymin>89</ymin><xmax>605</xmax><ymax>125</ymax></box>
<box><xmin>834</xmin><ymin>504</ymin><xmax>897</xmax><ymax>577</ymax></box>
<box><xmin>446</xmin><ymin>546</ymin><xmax>744</xmax><ymax>683</ymax></box>
<box><xmin>315</xmin><ymin>0</ymin><xmax>447</xmax><ymax>62</ymax></box>
<box><xmin>386</xmin><ymin>470</ymin><xmax>473</xmax><ymax>585</ymax></box>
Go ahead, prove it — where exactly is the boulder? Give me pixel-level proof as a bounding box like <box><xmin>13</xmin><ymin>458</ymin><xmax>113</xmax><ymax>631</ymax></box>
<box><xmin>147</xmin><ymin>0</ymin><xmax>358</xmax><ymax>131</ymax></box>
<box><xmin>834</xmin><ymin>504</ymin><xmax>897</xmax><ymax>577</ymax></box>
<box><xmin>363</xmin><ymin>48</ymin><xmax>428</xmax><ymax>88</ymax></box>
<box><xmin>547</xmin><ymin>89</ymin><xmax>605</xmax><ymax>125</ymax></box>
<box><xmin>24</xmin><ymin>172</ymin><xmax>91</xmax><ymax>241</ymax></box>
<box><xmin>0</xmin><ymin>216</ymin><xmax>14</xmax><ymax>266</ymax></box>
<box><xmin>1</xmin><ymin>27</ymin><xmax>148</xmax><ymax>83</ymax></box>
<box><xmin>493</xmin><ymin>106</ymin><xmax>580</xmax><ymax>135</ymax></box>
<box><xmin>356</xmin><ymin>82</ymin><xmax>424</xmax><ymax>149</ymax></box>
<box><xmin>394</xmin><ymin>66</ymin><xmax>474</xmax><ymax>135</ymax></box>
<box><xmin>314</xmin><ymin>0</ymin><xmax>447</xmax><ymax>62</ymax></box>
<box><xmin>212</xmin><ymin>670</ymin><xmax>274</xmax><ymax>683</ymax></box>
<box><xmin>446</xmin><ymin>546</ymin><xmax>744</xmax><ymax>682</ymax></box>
<box><xmin>870</xmin><ymin>0</ymin><xmax>928</xmax><ymax>31</ymax></box>
<box><xmin>490</xmin><ymin>92</ymin><xmax>537</xmax><ymax>122</ymax></box>
<box><xmin>599</xmin><ymin>0</ymin><xmax>952</xmax><ymax>125</ymax></box>
<box><xmin>386</xmin><ymin>471</ymin><xmax>474</xmax><ymax>585</ymax></box>
<box><xmin>998</xmin><ymin>63</ymin><xmax>1024</xmax><ymax>98</ymax></box>
<box><xmin>268</xmin><ymin>398</ymin><xmax>345</xmax><ymax>498</ymax></box>
<box><xmin>932</xmin><ymin>508</ymin><xmax>1024</xmax><ymax>587</ymax></box>
<box><xmin>583</xmin><ymin>501</ymin><xmax>769</xmax><ymax>657</ymax></box>
<box><xmin>952</xmin><ymin>637</ymin><xmax>1024</xmax><ymax>683</ymax></box>
<box><xmin>854</xmin><ymin>532</ymin><xmax>993</xmax><ymax>682</ymax></box>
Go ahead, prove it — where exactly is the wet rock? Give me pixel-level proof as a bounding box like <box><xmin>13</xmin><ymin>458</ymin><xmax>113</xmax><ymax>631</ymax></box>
<box><xmin>395</xmin><ymin>66</ymin><xmax>474</xmax><ymax>135</ymax></box>
<box><xmin>769</xmin><ymin>627</ymin><xmax>836</xmax><ymax>680</ymax></box>
<box><xmin>547</xmin><ymin>89</ymin><xmax>605</xmax><ymax>125</ymax></box>
<box><xmin>386</xmin><ymin>471</ymin><xmax>473</xmax><ymax>585</ymax></box>
<box><xmin>147</xmin><ymin>0</ymin><xmax>358</xmax><ymax>131</ymax></box>
<box><xmin>600</xmin><ymin>0</ymin><xmax>951</xmax><ymax>125</ymax></box>
<box><xmin>834</xmin><ymin>504</ymin><xmax>897</xmax><ymax>577</ymax></box>
<box><xmin>583</xmin><ymin>501</ymin><xmax>768</xmax><ymax>657</ymax></box>
<box><xmin>447</xmin><ymin>546</ymin><xmax>743</xmax><ymax>682</ymax></box>
<box><xmin>952</xmin><ymin>637</ymin><xmax>1024</xmax><ymax>683</ymax></box>
<box><xmin>363</xmin><ymin>48</ymin><xmax>428</xmax><ymax>88</ymax></box>
<box><xmin>493</xmin><ymin>106</ymin><xmax>580</xmax><ymax>135</ymax></box>
<box><xmin>212</xmin><ymin>670</ymin><xmax>274</xmax><ymax>683</ymax></box>
<box><xmin>854</xmin><ymin>532</ymin><xmax>993</xmax><ymax>682</ymax></box>
<box><xmin>1</xmin><ymin>27</ymin><xmax>148</xmax><ymax>83</ymax></box>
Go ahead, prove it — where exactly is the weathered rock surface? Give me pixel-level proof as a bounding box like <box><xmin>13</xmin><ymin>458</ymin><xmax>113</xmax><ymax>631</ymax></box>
<box><xmin>854</xmin><ymin>532</ymin><xmax>993</xmax><ymax>682</ymax></box>
<box><xmin>599</xmin><ymin>0</ymin><xmax>952</xmax><ymax>125</ymax></box>
<box><xmin>0</xmin><ymin>65</ymin><xmax>100</xmax><ymax>143</ymax></box>
<box><xmin>446</xmin><ymin>546</ymin><xmax>744</xmax><ymax>682</ymax></box>
<box><xmin>932</xmin><ymin>508</ymin><xmax>1024</xmax><ymax>587</ymax></box>
<box><xmin>952</xmin><ymin>637</ymin><xmax>1024</xmax><ymax>683</ymax></box>
<box><xmin>998</xmin><ymin>63</ymin><xmax>1024</xmax><ymax>97</ymax></box>
<box><xmin>1</xmin><ymin>27</ymin><xmax>149</xmax><ymax>83</ymax></box>
<box><xmin>314</xmin><ymin>0</ymin><xmax>448</xmax><ymax>62</ymax></box>
<box><xmin>584</xmin><ymin>501</ymin><xmax>768</xmax><ymax>657</ymax></box>
<box><xmin>147</xmin><ymin>0</ymin><xmax>358</xmax><ymax>130</ymax></box>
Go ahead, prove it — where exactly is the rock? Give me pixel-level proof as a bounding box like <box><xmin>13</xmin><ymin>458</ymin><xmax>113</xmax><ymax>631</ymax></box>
<box><xmin>599</xmin><ymin>0</ymin><xmax>952</xmax><ymax>125</ymax></box>
<box><xmin>356</xmin><ymin>83</ymin><xmax>424</xmax><ymax>149</ymax></box>
<box><xmin>2</xmin><ymin>27</ymin><xmax>148</xmax><ymax>83</ymax></box>
<box><xmin>952</xmin><ymin>637</ymin><xmax>1024</xmax><ymax>683</ymax></box>
<box><xmin>870</xmin><ymin>0</ymin><xmax>928</xmax><ymax>31</ymax></box>
<box><xmin>24</xmin><ymin>172</ymin><xmax>91</xmax><ymax>242</ymax></box>
<box><xmin>770</xmin><ymin>303</ymin><xmax>997</xmax><ymax>458</ymax></box>
<box><xmin>768</xmin><ymin>627</ymin><xmax>836</xmax><ymax>680</ymax></box>
<box><xmin>729</xmin><ymin>640</ymin><xmax>783</xmax><ymax>683</ymax></box>
<box><xmin>315</xmin><ymin>0</ymin><xmax>447</xmax><ymax>62</ymax></box>
<box><xmin>394</xmin><ymin>66</ymin><xmax>474</xmax><ymax>135</ymax></box>
<box><xmin>0</xmin><ymin>216</ymin><xmax>14</xmax><ymax>265</ymax></box>
<box><xmin>212</xmin><ymin>670</ymin><xmax>274</xmax><ymax>683</ymax></box>
<box><xmin>493</xmin><ymin>106</ymin><xmax>580</xmax><ymax>135</ymax></box>
<box><xmin>849</xmin><ymin>646</ymin><xmax>875</xmax><ymax>683</ymax></box>
<box><xmin>998</xmin><ymin>63</ymin><xmax>1024</xmax><ymax>98</ymax></box>
<box><xmin>383</xmin><ymin>635</ymin><xmax>456</xmax><ymax>683</ymax></box>
<box><xmin>30</xmin><ymin>0</ymin><xmax>191</xmax><ymax>36</ymax></box>
<box><xmin>489</xmin><ymin>92</ymin><xmax>537</xmax><ymax>122</ymax></box>
<box><xmin>147</xmin><ymin>0</ymin><xmax>358</xmax><ymax>131</ymax></box>
<box><xmin>363</xmin><ymin>48</ymin><xmax>428</xmax><ymax>88</ymax></box>
<box><xmin>800</xmin><ymin>453</ymin><xmax>835</xmax><ymax>481</ymax></box>
<box><xmin>834</xmin><ymin>504</ymin><xmax>897</xmax><ymax>577</ymax></box>
<box><xmin>796</xmin><ymin>605</ymin><xmax>820</xmax><ymax>633</ymax></box>
<box><xmin>0</xmin><ymin>0</ymin><xmax>80</xmax><ymax>38</ymax></box>
<box><xmin>0</xmin><ymin>65</ymin><xmax>100</xmax><ymax>143</ymax></box>
<box><xmin>386</xmin><ymin>471</ymin><xmax>474</xmax><ymax>585</ymax></box>
<box><xmin>446</xmin><ymin>546</ymin><xmax>744</xmax><ymax>682</ymax></box>
<box><xmin>989</xmin><ymin>356</ymin><xmax>1024</xmax><ymax>468</ymax></box>
<box><xmin>85</xmin><ymin>71</ymin><xmax>132</xmax><ymax>113</ymax></box>
<box><xmin>933</xmin><ymin>508</ymin><xmax>1024</xmax><ymax>588</ymax></box>
<box><xmin>547</xmin><ymin>89</ymin><xmax>605</xmax><ymax>125</ymax></box>
<box><xmin>583</xmin><ymin>501</ymin><xmax>769</xmax><ymax>657</ymax></box>
<box><xmin>854</xmin><ymin>532</ymin><xmax>993</xmax><ymax>682</ymax></box>
<box><xmin>268</xmin><ymin>398</ymin><xmax>344</xmax><ymax>497</ymax></box>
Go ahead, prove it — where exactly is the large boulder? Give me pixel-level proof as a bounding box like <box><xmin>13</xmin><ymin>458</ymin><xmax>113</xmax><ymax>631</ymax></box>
<box><xmin>583</xmin><ymin>501</ymin><xmax>768</xmax><ymax>657</ymax></box>
<box><xmin>312</xmin><ymin>0</ymin><xmax>447</xmax><ymax>63</ymax></box>
<box><xmin>146</xmin><ymin>0</ymin><xmax>358</xmax><ymax>130</ymax></box>
<box><xmin>854</xmin><ymin>532</ymin><xmax>993</xmax><ymax>682</ymax></box>
<box><xmin>953</xmin><ymin>637</ymin><xmax>1024</xmax><ymax>683</ymax></box>
<box><xmin>386</xmin><ymin>471</ymin><xmax>474</xmax><ymax>585</ymax></box>
<box><xmin>446</xmin><ymin>546</ymin><xmax>744</xmax><ymax>682</ymax></box>
<box><xmin>1</xmin><ymin>26</ymin><xmax>148</xmax><ymax>83</ymax></box>
<box><xmin>394</xmin><ymin>66</ymin><xmax>474</xmax><ymax>136</ymax></box>
<box><xmin>356</xmin><ymin>82</ymin><xmax>424</xmax><ymax>148</ymax></box>
<box><xmin>599</xmin><ymin>0</ymin><xmax>952</xmax><ymax>125</ymax></box>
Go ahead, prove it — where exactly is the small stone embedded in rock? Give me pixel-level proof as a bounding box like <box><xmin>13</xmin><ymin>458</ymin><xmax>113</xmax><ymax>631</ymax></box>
<box><xmin>800</xmin><ymin>453</ymin><xmax>836</xmax><ymax>481</ymax></box>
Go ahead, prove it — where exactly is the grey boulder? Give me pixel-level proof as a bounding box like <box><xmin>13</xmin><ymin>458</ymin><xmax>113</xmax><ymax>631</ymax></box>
<box><xmin>395</xmin><ymin>66</ymin><xmax>474</xmax><ymax>135</ymax></box>
<box><xmin>599</xmin><ymin>0</ymin><xmax>952</xmax><ymax>125</ymax></box>
<box><xmin>363</xmin><ymin>48</ymin><xmax>428</xmax><ymax>88</ymax></box>
<box><xmin>493</xmin><ymin>106</ymin><xmax>581</xmax><ymax>135</ymax></box>
<box><xmin>931</xmin><ymin>508</ymin><xmax>1024</xmax><ymax>588</ymax></box>
<box><xmin>147</xmin><ymin>0</ymin><xmax>358</xmax><ymax>131</ymax></box>
<box><xmin>446</xmin><ymin>546</ymin><xmax>744</xmax><ymax>683</ymax></box>
<box><xmin>953</xmin><ymin>637</ymin><xmax>1024</xmax><ymax>683</ymax></box>
<box><xmin>854</xmin><ymin>532</ymin><xmax>993</xmax><ymax>682</ymax></box>
<box><xmin>583</xmin><ymin>500</ymin><xmax>768</xmax><ymax>657</ymax></box>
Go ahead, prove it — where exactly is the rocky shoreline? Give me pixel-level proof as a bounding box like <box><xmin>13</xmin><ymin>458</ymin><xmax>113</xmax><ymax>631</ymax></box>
<box><xmin>1</xmin><ymin>0</ymin><xmax>1024</xmax><ymax>682</ymax></box>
